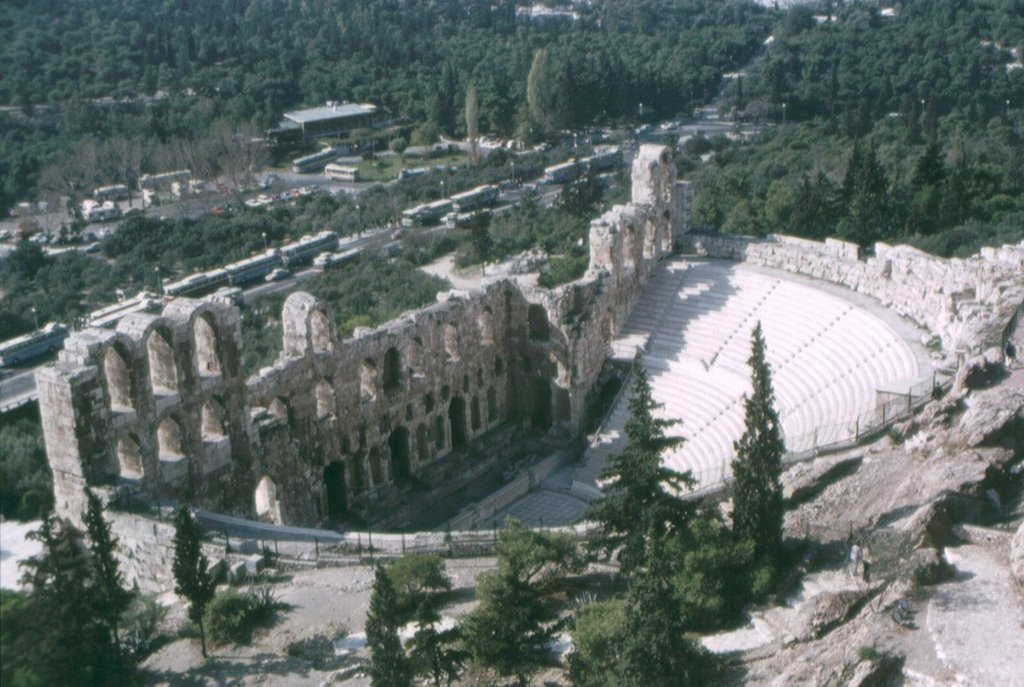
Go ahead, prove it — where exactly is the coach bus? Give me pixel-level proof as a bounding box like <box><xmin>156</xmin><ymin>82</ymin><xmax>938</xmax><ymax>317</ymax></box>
<box><xmin>225</xmin><ymin>250</ymin><xmax>283</xmax><ymax>285</ymax></box>
<box><xmin>280</xmin><ymin>231</ymin><xmax>339</xmax><ymax>267</ymax></box>
<box><xmin>93</xmin><ymin>184</ymin><xmax>130</xmax><ymax>202</ymax></box>
<box><xmin>292</xmin><ymin>148</ymin><xmax>338</xmax><ymax>174</ymax></box>
<box><xmin>87</xmin><ymin>293</ymin><xmax>161</xmax><ymax>329</ymax></box>
<box><xmin>450</xmin><ymin>184</ymin><xmax>499</xmax><ymax>213</ymax></box>
<box><xmin>313</xmin><ymin>247</ymin><xmax>360</xmax><ymax>270</ymax></box>
<box><xmin>163</xmin><ymin>269</ymin><xmax>231</xmax><ymax>298</ymax></box>
<box><xmin>401</xmin><ymin>199</ymin><xmax>454</xmax><ymax>227</ymax></box>
<box><xmin>542</xmin><ymin>160</ymin><xmax>583</xmax><ymax>184</ymax></box>
<box><xmin>0</xmin><ymin>323</ymin><xmax>69</xmax><ymax>367</ymax></box>
<box><xmin>584</xmin><ymin>148</ymin><xmax>622</xmax><ymax>173</ymax></box>
<box><xmin>324</xmin><ymin>164</ymin><xmax>359</xmax><ymax>182</ymax></box>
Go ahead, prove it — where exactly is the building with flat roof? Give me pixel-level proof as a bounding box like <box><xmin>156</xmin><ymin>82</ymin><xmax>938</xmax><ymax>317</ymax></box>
<box><xmin>269</xmin><ymin>102</ymin><xmax>388</xmax><ymax>143</ymax></box>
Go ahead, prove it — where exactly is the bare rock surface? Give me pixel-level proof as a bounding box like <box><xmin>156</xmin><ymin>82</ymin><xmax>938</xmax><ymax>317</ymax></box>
<box><xmin>1012</xmin><ymin>522</ymin><xmax>1024</xmax><ymax>590</ymax></box>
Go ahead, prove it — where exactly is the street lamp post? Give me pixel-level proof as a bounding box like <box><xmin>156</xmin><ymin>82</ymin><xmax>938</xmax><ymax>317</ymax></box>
<box><xmin>511</xmin><ymin>161</ymin><xmax>516</xmax><ymax>186</ymax></box>
<box><xmin>155</xmin><ymin>266</ymin><xmax>162</xmax><ymax>297</ymax></box>
<box><xmin>31</xmin><ymin>306</ymin><xmax>39</xmax><ymax>331</ymax></box>
<box><xmin>782</xmin><ymin>102</ymin><xmax>787</xmax><ymax>125</ymax></box>
<box><xmin>355</xmin><ymin>204</ymin><xmax>361</xmax><ymax>236</ymax></box>
<box><xmin>440</xmin><ymin>180</ymin><xmax>446</xmax><ymax>199</ymax></box>
<box><xmin>261</xmin><ymin>231</ymin><xmax>268</xmax><ymax>251</ymax></box>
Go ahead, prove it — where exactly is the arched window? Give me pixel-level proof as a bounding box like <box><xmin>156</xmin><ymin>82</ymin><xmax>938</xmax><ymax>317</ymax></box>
<box><xmin>487</xmin><ymin>387</ymin><xmax>497</xmax><ymax>423</ymax></box>
<box><xmin>157</xmin><ymin>416</ymin><xmax>185</xmax><ymax>459</ymax></box>
<box><xmin>444</xmin><ymin>323</ymin><xmax>459</xmax><ymax>361</ymax></box>
<box><xmin>360</xmin><ymin>359</ymin><xmax>378</xmax><ymax>401</ymax></box>
<box><xmin>471</xmin><ymin>396</ymin><xmax>481</xmax><ymax>432</ymax></box>
<box><xmin>117</xmin><ymin>434</ymin><xmax>143</xmax><ymax>479</ymax></box>
<box><xmin>194</xmin><ymin>313</ymin><xmax>222</xmax><ymax>377</ymax></box>
<box><xmin>388</xmin><ymin>428</ymin><xmax>411</xmax><ymax>486</ymax></box>
<box><xmin>416</xmin><ymin>424</ymin><xmax>429</xmax><ymax>464</ymax></box>
<box><xmin>104</xmin><ymin>343</ymin><xmax>133</xmax><ymax>412</ymax></box>
<box><xmin>528</xmin><ymin>304</ymin><xmax>550</xmax><ymax>342</ymax></box>
<box><xmin>383</xmin><ymin>347</ymin><xmax>402</xmax><ymax>393</ymax></box>
<box><xmin>201</xmin><ymin>397</ymin><xmax>228</xmax><ymax>441</ymax></box>
<box><xmin>478</xmin><ymin>307</ymin><xmax>494</xmax><ymax>345</ymax></box>
<box><xmin>448</xmin><ymin>397</ymin><xmax>467</xmax><ymax>448</ymax></box>
<box><xmin>311</xmin><ymin>309</ymin><xmax>333</xmax><ymax>354</ymax></box>
<box><xmin>316</xmin><ymin>379</ymin><xmax>336</xmax><ymax>419</ymax></box>
<box><xmin>147</xmin><ymin>327</ymin><xmax>178</xmax><ymax>394</ymax></box>
<box><xmin>494</xmin><ymin>357</ymin><xmax>504</xmax><ymax>377</ymax></box>
<box><xmin>407</xmin><ymin>337</ymin><xmax>424</xmax><ymax>377</ymax></box>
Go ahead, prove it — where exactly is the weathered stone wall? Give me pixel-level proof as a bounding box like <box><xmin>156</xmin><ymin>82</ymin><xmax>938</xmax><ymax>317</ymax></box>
<box><xmin>39</xmin><ymin>144</ymin><xmax>687</xmax><ymax>530</ymax></box>
<box><xmin>687</xmin><ymin>233</ymin><xmax>1024</xmax><ymax>364</ymax></box>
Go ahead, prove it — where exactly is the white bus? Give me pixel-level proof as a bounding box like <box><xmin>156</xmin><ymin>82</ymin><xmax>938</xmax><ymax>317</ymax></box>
<box><xmin>163</xmin><ymin>269</ymin><xmax>231</xmax><ymax>298</ymax></box>
<box><xmin>450</xmin><ymin>184</ymin><xmax>499</xmax><ymax>212</ymax></box>
<box><xmin>292</xmin><ymin>148</ymin><xmax>338</xmax><ymax>173</ymax></box>
<box><xmin>0</xmin><ymin>323</ymin><xmax>69</xmax><ymax>367</ymax></box>
<box><xmin>325</xmin><ymin>164</ymin><xmax>359</xmax><ymax>182</ymax></box>
<box><xmin>93</xmin><ymin>184</ymin><xmax>130</xmax><ymax>202</ymax></box>
<box><xmin>542</xmin><ymin>160</ymin><xmax>583</xmax><ymax>184</ymax></box>
<box><xmin>87</xmin><ymin>293</ymin><xmax>161</xmax><ymax>329</ymax></box>
<box><xmin>583</xmin><ymin>148</ymin><xmax>622</xmax><ymax>173</ymax></box>
<box><xmin>225</xmin><ymin>250</ymin><xmax>283</xmax><ymax>285</ymax></box>
<box><xmin>313</xmin><ymin>247</ymin><xmax>360</xmax><ymax>270</ymax></box>
<box><xmin>280</xmin><ymin>231</ymin><xmax>339</xmax><ymax>267</ymax></box>
<box><xmin>401</xmin><ymin>199</ymin><xmax>454</xmax><ymax>227</ymax></box>
<box><xmin>82</xmin><ymin>200</ymin><xmax>122</xmax><ymax>223</ymax></box>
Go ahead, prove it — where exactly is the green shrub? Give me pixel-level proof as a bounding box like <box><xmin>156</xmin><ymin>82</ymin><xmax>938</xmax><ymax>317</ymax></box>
<box><xmin>386</xmin><ymin>553</ymin><xmax>451</xmax><ymax>620</ymax></box>
<box><xmin>121</xmin><ymin>594</ymin><xmax>168</xmax><ymax>657</ymax></box>
<box><xmin>204</xmin><ymin>589</ymin><xmax>276</xmax><ymax>645</ymax></box>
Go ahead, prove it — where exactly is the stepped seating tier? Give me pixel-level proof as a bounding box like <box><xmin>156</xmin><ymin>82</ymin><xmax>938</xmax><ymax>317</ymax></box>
<box><xmin>578</xmin><ymin>258</ymin><xmax>928</xmax><ymax>490</ymax></box>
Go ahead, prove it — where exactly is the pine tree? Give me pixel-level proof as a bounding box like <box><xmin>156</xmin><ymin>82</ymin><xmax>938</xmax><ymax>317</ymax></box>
<box><xmin>408</xmin><ymin>601</ymin><xmax>467</xmax><ymax>687</ymax></box>
<box><xmin>172</xmin><ymin>506</ymin><xmax>216</xmax><ymax>658</ymax></box>
<box><xmin>366</xmin><ymin>565</ymin><xmax>414</xmax><ymax>687</ymax></box>
<box><xmin>84</xmin><ymin>490</ymin><xmax>132</xmax><ymax>664</ymax></box>
<box><xmin>730</xmin><ymin>323</ymin><xmax>786</xmax><ymax>561</ymax></box>
<box><xmin>19</xmin><ymin>515</ymin><xmax>119</xmax><ymax>685</ymax></box>
<box><xmin>585</xmin><ymin>359</ymin><xmax>696</xmax><ymax>575</ymax></box>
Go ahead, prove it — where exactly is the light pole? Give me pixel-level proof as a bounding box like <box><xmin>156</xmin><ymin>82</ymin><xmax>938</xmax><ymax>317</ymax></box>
<box><xmin>440</xmin><ymin>180</ymin><xmax>446</xmax><ymax>199</ymax></box>
<box><xmin>355</xmin><ymin>203</ymin><xmax>361</xmax><ymax>236</ymax></box>
<box><xmin>1007</xmin><ymin>99</ymin><xmax>1011</xmax><ymax>120</ymax></box>
<box><xmin>261</xmin><ymin>231</ymin><xmax>268</xmax><ymax>251</ymax></box>
<box><xmin>782</xmin><ymin>102</ymin><xmax>787</xmax><ymax>125</ymax></box>
<box><xmin>155</xmin><ymin>266</ymin><xmax>163</xmax><ymax>297</ymax></box>
<box><xmin>31</xmin><ymin>306</ymin><xmax>39</xmax><ymax>331</ymax></box>
<box><xmin>511</xmin><ymin>161</ymin><xmax>516</xmax><ymax>187</ymax></box>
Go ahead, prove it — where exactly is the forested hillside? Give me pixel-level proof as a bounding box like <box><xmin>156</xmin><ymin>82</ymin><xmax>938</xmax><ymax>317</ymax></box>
<box><xmin>0</xmin><ymin>0</ymin><xmax>771</xmax><ymax>214</ymax></box>
<box><xmin>693</xmin><ymin>0</ymin><xmax>1024</xmax><ymax>253</ymax></box>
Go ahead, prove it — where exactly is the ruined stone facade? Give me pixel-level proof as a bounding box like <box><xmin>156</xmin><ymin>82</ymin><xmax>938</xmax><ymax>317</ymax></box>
<box><xmin>40</xmin><ymin>145</ymin><xmax>686</xmax><ymax>528</ymax></box>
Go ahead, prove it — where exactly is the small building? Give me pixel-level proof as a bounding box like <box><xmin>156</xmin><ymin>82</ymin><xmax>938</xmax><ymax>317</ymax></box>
<box><xmin>269</xmin><ymin>102</ymin><xmax>388</xmax><ymax>143</ymax></box>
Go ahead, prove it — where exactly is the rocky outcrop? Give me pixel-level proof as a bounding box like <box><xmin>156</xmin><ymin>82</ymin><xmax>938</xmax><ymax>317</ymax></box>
<box><xmin>792</xmin><ymin>589</ymin><xmax>870</xmax><ymax>641</ymax></box>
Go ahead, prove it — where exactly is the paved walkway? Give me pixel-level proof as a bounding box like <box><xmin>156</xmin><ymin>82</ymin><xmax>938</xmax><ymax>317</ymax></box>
<box><xmin>926</xmin><ymin>544</ymin><xmax>1024</xmax><ymax>686</ymax></box>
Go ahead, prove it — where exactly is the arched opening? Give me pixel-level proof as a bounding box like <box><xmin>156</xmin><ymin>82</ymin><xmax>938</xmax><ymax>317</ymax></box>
<box><xmin>117</xmin><ymin>434</ymin><xmax>143</xmax><ymax>479</ymax></box>
<box><xmin>487</xmin><ymin>387</ymin><xmax>497</xmax><ymax>423</ymax></box>
<box><xmin>360</xmin><ymin>359</ymin><xmax>378</xmax><ymax>401</ymax></box>
<box><xmin>193</xmin><ymin>313</ymin><xmax>222</xmax><ymax>377</ymax></box>
<box><xmin>388</xmin><ymin>428</ymin><xmax>411</xmax><ymax>487</ymax></box>
<box><xmin>324</xmin><ymin>462</ymin><xmax>347</xmax><ymax>519</ymax></box>
<box><xmin>369</xmin><ymin>447</ymin><xmax>383</xmax><ymax>485</ymax></box>
<box><xmin>444</xmin><ymin>323</ymin><xmax>459</xmax><ymax>361</ymax></box>
<box><xmin>201</xmin><ymin>397</ymin><xmax>228</xmax><ymax>441</ymax></box>
<box><xmin>434</xmin><ymin>416</ymin><xmax>445</xmax><ymax>449</ymax></box>
<box><xmin>416</xmin><ymin>424</ymin><xmax>429</xmax><ymax>464</ymax></box>
<box><xmin>528</xmin><ymin>304</ymin><xmax>550</xmax><ymax>342</ymax></box>
<box><xmin>471</xmin><ymin>396</ymin><xmax>481</xmax><ymax>432</ymax></box>
<box><xmin>479</xmin><ymin>306</ymin><xmax>494</xmax><ymax>345</ymax></box>
<box><xmin>532</xmin><ymin>378</ymin><xmax>553</xmax><ymax>431</ymax></box>
<box><xmin>383</xmin><ymin>347</ymin><xmax>402</xmax><ymax>393</ymax></box>
<box><xmin>477</xmin><ymin>368</ymin><xmax>484</xmax><ymax>386</ymax></box>
<box><xmin>316</xmin><ymin>379</ymin><xmax>336</xmax><ymax>419</ymax></box>
<box><xmin>408</xmin><ymin>337</ymin><xmax>424</xmax><ymax>377</ymax></box>
<box><xmin>146</xmin><ymin>327</ymin><xmax>178</xmax><ymax>394</ymax></box>
<box><xmin>448</xmin><ymin>397</ymin><xmax>468</xmax><ymax>448</ymax></box>
<box><xmin>310</xmin><ymin>309</ymin><xmax>333</xmax><ymax>354</ymax></box>
<box><xmin>104</xmin><ymin>343</ymin><xmax>134</xmax><ymax>412</ymax></box>
<box><xmin>157</xmin><ymin>416</ymin><xmax>185</xmax><ymax>459</ymax></box>
<box><xmin>424</xmin><ymin>392</ymin><xmax>435</xmax><ymax>413</ymax></box>
<box><xmin>255</xmin><ymin>476</ymin><xmax>282</xmax><ymax>523</ymax></box>
<box><xmin>494</xmin><ymin>356</ymin><xmax>504</xmax><ymax>377</ymax></box>
<box><xmin>522</xmin><ymin>354</ymin><xmax>532</xmax><ymax>373</ymax></box>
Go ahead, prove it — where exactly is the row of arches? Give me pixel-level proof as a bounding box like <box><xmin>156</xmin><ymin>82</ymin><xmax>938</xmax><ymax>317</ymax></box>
<box><xmin>102</xmin><ymin>312</ymin><xmax>225</xmax><ymax>414</ymax></box>
<box><xmin>114</xmin><ymin>396</ymin><xmax>231</xmax><ymax>480</ymax></box>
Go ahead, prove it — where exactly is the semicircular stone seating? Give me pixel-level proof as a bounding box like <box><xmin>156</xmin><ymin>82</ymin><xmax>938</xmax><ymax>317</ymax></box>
<box><xmin>582</xmin><ymin>257</ymin><xmax>927</xmax><ymax>490</ymax></box>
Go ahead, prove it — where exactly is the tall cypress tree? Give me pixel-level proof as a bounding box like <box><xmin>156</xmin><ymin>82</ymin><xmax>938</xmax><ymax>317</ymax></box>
<box><xmin>730</xmin><ymin>323</ymin><xmax>786</xmax><ymax>561</ymax></box>
<box><xmin>84</xmin><ymin>490</ymin><xmax>132</xmax><ymax>663</ymax></box>
<box><xmin>585</xmin><ymin>358</ymin><xmax>696</xmax><ymax>575</ymax></box>
<box><xmin>366</xmin><ymin>565</ymin><xmax>414</xmax><ymax>687</ymax></box>
<box><xmin>172</xmin><ymin>506</ymin><xmax>216</xmax><ymax>658</ymax></box>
